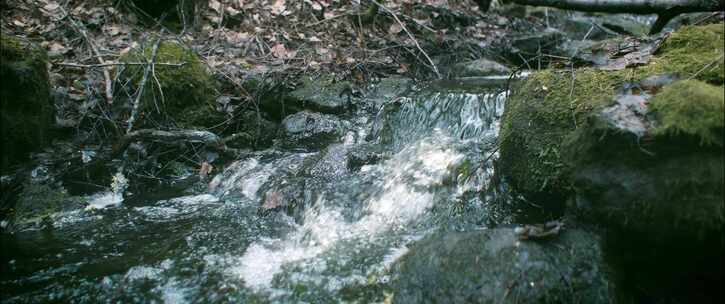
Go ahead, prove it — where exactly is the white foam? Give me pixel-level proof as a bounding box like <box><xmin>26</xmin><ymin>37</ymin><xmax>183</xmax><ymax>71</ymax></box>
<box><xmin>233</xmin><ymin>134</ymin><xmax>463</xmax><ymax>292</ymax></box>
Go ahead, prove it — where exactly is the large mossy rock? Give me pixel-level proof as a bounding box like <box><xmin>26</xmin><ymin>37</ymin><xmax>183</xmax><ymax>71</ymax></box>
<box><xmin>391</xmin><ymin>228</ymin><xmax>613</xmax><ymax>303</ymax></box>
<box><xmin>499</xmin><ymin>23</ymin><xmax>724</xmax><ymax>301</ymax></box>
<box><xmin>499</xmin><ymin>23</ymin><xmax>724</xmax><ymax>203</ymax></box>
<box><xmin>119</xmin><ymin>41</ymin><xmax>216</xmax><ymax>124</ymax></box>
<box><xmin>0</xmin><ymin>34</ymin><xmax>53</xmax><ymax>171</ymax></box>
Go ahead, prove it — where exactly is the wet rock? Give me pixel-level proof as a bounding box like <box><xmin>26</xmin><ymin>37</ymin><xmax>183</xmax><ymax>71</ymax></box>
<box><xmin>449</xmin><ymin>58</ymin><xmax>511</xmax><ymax>77</ymax></box>
<box><xmin>1</xmin><ymin>34</ymin><xmax>53</xmax><ymax>171</ymax></box>
<box><xmin>9</xmin><ymin>182</ymin><xmax>87</xmax><ymax>231</ymax></box>
<box><xmin>118</xmin><ymin>41</ymin><xmax>216</xmax><ymax>125</ymax></box>
<box><xmin>285</xmin><ymin>76</ymin><xmax>355</xmax><ymax>114</ymax></box>
<box><xmin>391</xmin><ymin>228</ymin><xmax>612</xmax><ymax>303</ymax></box>
<box><xmin>347</xmin><ymin>143</ymin><xmax>385</xmax><ymax>171</ymax></box>
<box><xmin>278</xmin><ymin>111</ymin><xmax>344</xmax><ymax>149</ymax></box>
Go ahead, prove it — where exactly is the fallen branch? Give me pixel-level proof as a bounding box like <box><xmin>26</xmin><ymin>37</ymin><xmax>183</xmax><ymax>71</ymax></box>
<box><xmin>57</xmin><ymin>61</ymin><xmax>186</xmax><ymax>68</ymax></box>
<box><xmin>369</xmin><ymin>0</ymin><xmax>442</xmax><ymax>79</ymax></box>
<box><xmin>59</xmin><ymin>6</ymin><xmax>114</xmax><ymax>103</ymax></box>
<box><xmin>125</xmin><ymin>37</ymin><xmax>162</xmax><ymax>134</ymax></box>
<box><xmin>508</xmin><ymin>0</ymin><xmax>725</xmax><ymax>33</ymax></box>
<box><xmin>112</xmin><ymin>128</ymin><xmax>244</xmax><ymax>158</ymax></box>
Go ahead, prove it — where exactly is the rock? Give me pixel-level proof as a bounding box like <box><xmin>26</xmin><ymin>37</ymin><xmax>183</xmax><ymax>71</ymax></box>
<box><xmin>563</xmin><ymin>79</ymin><xmax>724</xmax><ymax>301</ymax></box>
<box><xmin>347</xmin><ymin>143</ymin><xmax>385</xmax><ymax>171</ymax></box>
<box><xmin>285</xmin><ymin>76</ymin><xmax>355</xmax><ymax>114</ymax></box>
<box><xmin>119</xmin><ymin>41</ymin><xmax>216</xmax><ymax>124</ymax></box>
<box><xmin>278</xmin><ymin>111</ymin><xmax>344</xmax><ymax>149</ymax></box>
<box><xmin>0</xmin><ymin>34</ymin><xmax>53</xmax><ymax>171</ymax></box>
<box><xmin>498</xmin><ymin>24</ymin><xmax>724</xmax><ymax>301</ymax></box>
<box><xmin>499</xmin><ymin>23</ymin><xmax>724</xmax><ymax>203</ymax></box>
<box><xmin>450</xmin><ymin>58</ymin><xmax>511</xmax><ymax>77</ymax></box>
<box><xmin>391</xmin><ymin>228</ymin><xmax>613</xmax><ymax>303</ymax></box>
<box><xmin>9</xmin><ymin>182</ymin><xmax>87</xmax><ymax>231</ymax></box>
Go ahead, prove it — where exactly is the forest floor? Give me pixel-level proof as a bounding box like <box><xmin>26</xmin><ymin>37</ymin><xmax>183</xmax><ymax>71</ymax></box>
<box><xmin>1</xmin><ymin>0</ymin><xmax>528</xmax><ymax>112</ymax></box>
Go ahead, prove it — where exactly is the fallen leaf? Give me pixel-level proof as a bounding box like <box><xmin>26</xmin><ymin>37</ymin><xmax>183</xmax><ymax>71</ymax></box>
<box><xmin>270</xmin><ymin>0</ymin><xmax>287</xmax><ymax>15</ymax></box>
<box><xmin>199</xmin><ymin>161</ymin><xmax>213</xmax><ymax>179</ymax></box>
<box><xmin>270</xmin><ymin>43</ymin><xmax>296</xmax><ymax>59</ymax></box>
<box><xmin>388</xmin><ymin>23</ymin><xmax>402</xmax><ymax>35</ymax></box>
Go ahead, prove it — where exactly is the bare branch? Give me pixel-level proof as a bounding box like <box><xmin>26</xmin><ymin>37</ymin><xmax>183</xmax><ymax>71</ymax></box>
<box><xmin>126</xmin><ymin>38</ymin><xmax>163</xmax><ymax>134</ymax></box>
<box><xmin>58</xmin><ymin>5</ymin><xmax>115</xmax><ymax>104</ymax></box>
<box><xmin>369</xmin><ymin>0</ymin><xmax>442</xmax><ymax>79</ymax></box>
<box><xmin>57</xmin><ymin>62</ymin><xmax>187</xmax><ymax>68</ymax></box>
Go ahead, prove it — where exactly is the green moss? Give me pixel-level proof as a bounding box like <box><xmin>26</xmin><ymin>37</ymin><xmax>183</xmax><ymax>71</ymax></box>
<box><xmin>119</xmin><ymin>40</ymin><xmax>216</xmax><ymax>118</ymax></box>
<box><xmin>650</xmin><ymin>80</ymin><xmax>724</xmax><ymax>146</ymax></box>
<box><xmin>498</xmin><ymin>23</ymin><xmax>725</xmax><ymax>200</ymax></box>
<box><xmin>499</xmin><ymin>68</ymin><xmax>629</xmax><ymax>198</ymax></box>
<box><xmin>0</xmin><ymin>33</ymin><xmax>52</xmax><ymax>170</ymax></box>
<box><xmin>645</xmin><ymin>24</ymin><xmax>724</xmax><ymax>84</ymax></box>
<box><xmin>12</xmin><ymin>183</ymin><xmax>86</xmax><ymax>226</ymax></box>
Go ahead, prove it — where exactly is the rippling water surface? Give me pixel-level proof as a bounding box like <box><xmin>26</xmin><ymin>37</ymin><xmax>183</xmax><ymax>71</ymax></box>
<box><xmin>1</xmin><ymin>80</ymin><xmax>510</xmax><ymax>303</ymax></box>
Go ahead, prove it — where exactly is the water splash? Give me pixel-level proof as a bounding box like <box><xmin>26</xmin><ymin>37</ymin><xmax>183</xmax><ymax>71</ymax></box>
<box><xmin>232</xmin><ymin>131</ymin><xmax>463</xmax><ymax>294</ymax></box>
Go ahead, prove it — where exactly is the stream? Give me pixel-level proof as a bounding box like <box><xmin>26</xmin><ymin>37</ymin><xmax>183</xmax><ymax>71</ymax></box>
<box><xmin>1</xmin><ymin>79</ymin><xmax>512</xmax><ymax>303</ymax></box>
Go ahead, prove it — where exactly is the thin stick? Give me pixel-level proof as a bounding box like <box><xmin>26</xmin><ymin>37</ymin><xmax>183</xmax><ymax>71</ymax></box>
<box><xmin>126</xmin><ymin>38</ymin><xmax>163</xmax><ymax>134</ymax></box>
<box><xmin>57</xmin><ymin>62</ymin><xmax>186</xmax><ymax>68</ymax></box>
<box><xmin>688</xmin><ymin>53</ymin><xmax>724</xmax><ymax>80</ymax></box>
<box><xmin>59</xmin><ymin>6</ymin><xmax>114</xmax><ymax>104</ymax></box>
<box><xmin>369</xmin><ymin>0</ymin><xmax>441</xmax><ymax>79</ymax></box>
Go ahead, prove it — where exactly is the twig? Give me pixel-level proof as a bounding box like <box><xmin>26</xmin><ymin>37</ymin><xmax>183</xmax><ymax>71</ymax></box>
<box><xmin>688</xmin><ymin>53</ymin><xmax>724</xmax><ymax>80</ymax></box>
<box><xmin>126</xmin><ymin>38</ymin><xmax>163</xmax><ymax>134</ymax></box>
<box><xmin>59</xmin><ymin>6</ymin><xmax>114</xmax><ymax>104</ymax></box>
<box><xmin>57</xmin><ymin>62</ymin><xmax>186</xmax><ymax>68</ymax></box>
<box><xmin>304</xmin><ymin>12</ymin><xmax>352</xmax><ymax>27</ymax></box>
<box><xmin>112</xmin><ymin>128</ymin><xmax>244</xmax><ymax>158</ymax></box>
<box><xmin>369</xmin><ymin>0</ymin><xmax>441</xmax><ymax>79</ymax></box>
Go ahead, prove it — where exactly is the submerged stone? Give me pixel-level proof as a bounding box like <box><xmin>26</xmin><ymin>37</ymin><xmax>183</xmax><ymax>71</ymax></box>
<box><xmin>391</xmin><ymin>228</ymin><xmax>612</xmax><ymax>303</ymax></box>
<box><xmin>0</xmin><ymin>33</ymin><xmax>53</xmax><ymax>171</ymax></box>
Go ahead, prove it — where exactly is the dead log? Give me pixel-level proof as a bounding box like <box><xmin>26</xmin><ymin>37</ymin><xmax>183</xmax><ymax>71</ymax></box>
<box><xmin>507</xmin><ymin>0</ymin><xmax>724</xmax><ymax>33</ymax></box>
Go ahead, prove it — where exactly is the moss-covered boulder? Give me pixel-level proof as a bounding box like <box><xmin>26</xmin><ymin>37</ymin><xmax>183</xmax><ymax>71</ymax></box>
<box><xmin>499</xmin><ymin>23</ymin><xmax>724</xmax><ymax>301</ymax></box>
<box><xmin>499</xmin><ymin>23</ymin><xmax>724</xmax><ymax>202</ymax></box>
<box><xmin>0</xmin><ymin>34</ymin><xmax>53</xmax><ymax>171</ymax></box>
<box><xmin>391</xmin><ymin>228</ymin><xmax>613</xmax><ymax>303</ymax></box>
<box><xmin>119</xmin><ymin>40</ymin><xmax>216</xmax><ymax>124</ymax></box>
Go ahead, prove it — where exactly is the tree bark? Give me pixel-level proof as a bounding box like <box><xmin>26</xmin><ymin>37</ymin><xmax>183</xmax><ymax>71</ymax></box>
<box><xmin>507</xmin><ymin>0</ymin><xmax>724</xmax><ymax>33</ymax></box>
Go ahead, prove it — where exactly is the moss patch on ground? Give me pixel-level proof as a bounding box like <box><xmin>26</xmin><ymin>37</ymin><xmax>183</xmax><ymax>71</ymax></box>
<box><xmin>498</xmin><ymin>23</ymin><xmax>725</xmax><ymax>201</ymax></box>
<box><xmin>119</xmin><ymin>40</ymin><xmax>216</xmax><ymax>122</ymax></box>
<box><xmin>0</xmin><ymin>33</ymin><xmax>53</xmax><ymax>170</ymax></box>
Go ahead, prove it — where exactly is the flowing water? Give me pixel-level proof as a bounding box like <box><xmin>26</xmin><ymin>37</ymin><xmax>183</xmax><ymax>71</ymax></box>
<box><xmin>0</xmin><ymin>80</ymin><xmax>512</xmax><ymax>303</ymax></box>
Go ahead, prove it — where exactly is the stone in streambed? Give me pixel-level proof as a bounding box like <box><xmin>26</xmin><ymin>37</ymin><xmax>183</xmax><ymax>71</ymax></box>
<box><xmin>391</xmin><ymin>228</ymin><xmax>613</xmax><ymax>303</ymax></box>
